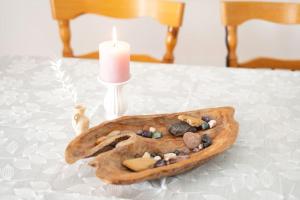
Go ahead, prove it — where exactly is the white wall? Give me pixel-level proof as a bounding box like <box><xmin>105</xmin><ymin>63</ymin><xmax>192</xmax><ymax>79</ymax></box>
<box><xmin>0</xmin><ymin>0</ymin><xmax>300</xmax><ymax>66</ymax></box>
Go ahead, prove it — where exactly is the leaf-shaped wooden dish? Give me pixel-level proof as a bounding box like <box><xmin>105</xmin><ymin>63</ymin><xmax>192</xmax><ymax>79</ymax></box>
<box><xmin>65</xmin><ymin>106</ymin><xmax>239</xmax><ymax>185</ymax></box>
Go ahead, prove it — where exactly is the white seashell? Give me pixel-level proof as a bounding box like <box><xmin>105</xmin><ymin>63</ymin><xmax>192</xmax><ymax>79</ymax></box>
<box><xmin>163</xmin><ymin>153</ymin><xmax>177</xmax><ymax>161</ymax></box>
<box><xmin>149</xmin><ymin>127</ymin><xmax>156</xmax><ymax>133</ymax></box>
<box><xmin>142</xmin><ymin>152</ymin><xmax>151</xmax><ymax>159</ymax></box>
<box><xmin>208</xmin><ymin>120</ymin><xmax>217</xmax><ymax>128</ymax></box>
<box><xmin>154</xmin><ymin>156</ymin><xmax>162</xmax><ymax>161</ymax></box>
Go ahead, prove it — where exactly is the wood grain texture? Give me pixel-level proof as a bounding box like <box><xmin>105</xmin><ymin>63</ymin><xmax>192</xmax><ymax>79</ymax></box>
<box><xmin>221</xmin><ymin>1</ymin><xmax>300</xmax><ymax>26</ymax></box>
<box><xmin>50</xmin><ymin>0</ymin><xmax>185</xmax><ymax>63</ymax></box>
<box><xmin>65</xmin><ymin>107</ymin><xmax>239</xmax><ymax>185</ymax></box>
<box><xmin>58</xmin><ymin>20</ymin><xmax>73</xmax><ymax>57</ymax></box>
<box><xmin>221</xmin><ymin>1</ymin><xmax>300</xmax><ymax>70</ymax></box>
<box><xmin>225</xmin><ymin>26</ymin><xmax>238</xmax><ymax>67</ymax></box>
<box><xmin>163</xmin><ymin>27</ymin><xmax>179</xmax><ymax>63</ymax></box>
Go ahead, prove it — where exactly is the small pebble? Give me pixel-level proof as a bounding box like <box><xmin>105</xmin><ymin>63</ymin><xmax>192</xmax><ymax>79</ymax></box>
<box><xmin>142</xmin><ymin>152</ymin><xmax>151</xmax><ymax>159</ymax></box>
<box><xmin>123</xmin><ymin>157</ymin><xmax>156</xmax><ymax>172</ymax></box>
<box><xmin>141</xmin><ymin>130</ymin><xmax>152</xmax><ymax>138</ymax></box>
<box><xmin>178</xmin><ymin>115</ymin><xmax>203</xmax><ymax>127</ymax></box>
<box><xmin>150</xmin><ymin>152</ymin><xmax>158</xmax><ymax>157</ymax></box>
<box><xmin>201</xmin><ymin>122</ymin><xmax>210</xmax><ymax>130</ymax></box>
<box><xmin>183</xmin><ymin>132</ymin><xmax>201</xmax><ymax>149</ymax></box>
<box><xmin>201</xmin><ymin>116</ymin><xmax>211</xmax><ymax>123</ymax></box>
<box><xmin>169</xmin><ymin>121</ymin><xmax>198</xmax><ymax>137</ymax></box>
<box><xmin>152</xmin><ymin>131</ymin><xmax>163</xmax><ymax>139</ymax></box>
<box><xmin>201</xmin><ymin>134</ymin><xmax>212</xmax><ymax>148</ymax></box>
<box><xmin>208</xmin><ymin>120</ymin><xmax>217</xmax><ymax>128</ymax></box>
<box><xmin>192</xmin><ymin>147</ymin><xmax>200</xmax><ymax>152</ymax></box>
<box><xmin>149</xmin><ymin>127</ymin><xmax>156</xmax><ymax>133</ymax></box>
<box><xmin>154</xmin><ymin>156</ymin><xmax>162</xmax><ymax>161</ymax></box>
<box><xmin>173</xmin><ymin>149</ymin><xmax>181</xmax><ymax>155</ymax></box>
<box><xmin>154</xmin><ymin>159</ymin><xmax>166</xmax><ymax>167</ymax></box>
<box><xmin>163</xmin><ymin>153</ymin><xmax>177</xmax><ymax>161</ymax></box>
<box><xmin>198</xmin><ymin>143</ymin><xmax>204</xmax><ymax>150</ymax></box>
<box><xmin>181</xmin><ymin>148</ymin><xmax>191</xmax><ymax>155</ymax></box>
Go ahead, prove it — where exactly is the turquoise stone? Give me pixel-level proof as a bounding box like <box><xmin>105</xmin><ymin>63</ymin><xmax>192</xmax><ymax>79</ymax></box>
<box><xmin>201</xmin><ymin>122</ymin><xmax>209</xmax><ymax>130</ymax></box>
<box><xmin>152</xmin><ymin>131</ymin><xmax>163</xmax><ymax>139</ymax></box>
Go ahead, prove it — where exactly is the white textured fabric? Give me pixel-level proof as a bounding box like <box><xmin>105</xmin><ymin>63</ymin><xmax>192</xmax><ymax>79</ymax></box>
<box><xmin>0</xmin><ymin>56</ymin><xmax>300</xmax><ymax>200</ymax></box>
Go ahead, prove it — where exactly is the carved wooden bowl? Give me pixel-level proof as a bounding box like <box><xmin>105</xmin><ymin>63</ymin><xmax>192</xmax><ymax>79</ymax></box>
<box><xmin>65</xmin><ymin>107</ymin><xmax>239</xmax><ymax>185</ymax></box>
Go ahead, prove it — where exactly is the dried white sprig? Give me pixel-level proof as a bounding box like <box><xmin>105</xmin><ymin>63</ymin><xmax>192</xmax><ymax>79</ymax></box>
<box><xmin>50</xmin><ymin>59</ymin><xmax>78</xmax><ymax>104</ymax></box>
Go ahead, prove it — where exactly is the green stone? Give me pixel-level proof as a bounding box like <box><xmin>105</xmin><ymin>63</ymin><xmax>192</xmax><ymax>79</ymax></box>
<box><xmin>152</xmin><ymin>131</ymin><xmax>163</xmax><ymax>139</ymax></box>
<box><xmin>201</xmin><ymin>122</ymin><xmax>209</xmax><ymax>130</ymax></box>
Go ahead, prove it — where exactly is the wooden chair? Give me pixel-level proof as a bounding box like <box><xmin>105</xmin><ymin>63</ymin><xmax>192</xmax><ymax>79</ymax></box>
<box><xmin>50</xmin><ymin>0</ymin><xmax>185</xmax><ymax>63</ymax></box>
<box><xmin>221</xmin><ymin>1</ymin><xmax>300</xmax><ymax>70</ymax></box>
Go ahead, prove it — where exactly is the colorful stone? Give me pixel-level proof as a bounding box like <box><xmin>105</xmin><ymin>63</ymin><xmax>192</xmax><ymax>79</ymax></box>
<box><xmin>163</xmin><ymin>153</ymin><xmax>177</xmax><ymax>161</ymax></box>
<box><xmin>201</xmin><ymin>122</ymin><xmax>210</xmax><ymax>130</ymax></box>
<box><xmin>122</xmin><ymin>157</ymin><xmax>156</xmax><ymax>172</ymax></box>
<box><xmin>201</xmin><ymin>134</ymin><xmax>212</xmax><ymax>148</ymax></box>
<box><xmin>183</xmin><ymin>132</ymin><xmax>201</xmax><ymax>149</ymax></box>
<box><xmin>178</xmin><ymin>115</ymin><xmax>204</xmax><ymax>127</ymax></box>
<box><xmin>141</xmin><ymin>130</ymin><xmax>152</xmax><ymax>138</ymax></box>
<box><xmin>142</xmin><ymin>152</ymin><xmax>151</xmax><ymax>159</ymax></box>
<box><xmin>168</xmin><ymin>122</ymin><xmax>198</xmax><ymax>137</ymax></box>
<box><xmin>173</xmin><ymin>149</ymin><xmax>181</xmax><ymax>155</ymax></box>
<box><xmin>150</xmin><ymin>152</ymin><xmax>158</xmax><ymax>157</ymax></box>
<box><xmin>208</xmin><ymin>120</ymin><xmax>217</xmax><ymax>128</ymax></box>
<box><xmin>152</xmin><ymin>131</ymin><xmax>163</xmax><ymax>139</ymax></box>
<box><xmin>154</xmin><ymin>159</ymin><xmax>166</xmax><ymax>167</ymax></box>
<box><xmin>201</xmin><ymin>116</ymin><xmax>211</xmax><ymax>123</ymax></box>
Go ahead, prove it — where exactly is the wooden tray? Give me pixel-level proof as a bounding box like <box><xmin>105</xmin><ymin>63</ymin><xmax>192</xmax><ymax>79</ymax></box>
<box><xmin>65</xmin><ymin>106</ymin><xmax>239</xmax><ymax>184</ymax></box>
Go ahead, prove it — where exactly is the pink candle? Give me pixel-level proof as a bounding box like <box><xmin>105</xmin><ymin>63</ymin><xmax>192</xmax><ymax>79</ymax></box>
<box><xmin>99</xmin><ymin>27</ymin><xmax>130</xmax><ymax>83</ymax></box>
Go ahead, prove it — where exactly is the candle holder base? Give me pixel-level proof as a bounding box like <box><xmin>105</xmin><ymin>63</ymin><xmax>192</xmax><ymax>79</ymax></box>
<box><xmin>98</xmin><ymin>76</ymin><xmax>131</xmax><ymax>120</ymax></box>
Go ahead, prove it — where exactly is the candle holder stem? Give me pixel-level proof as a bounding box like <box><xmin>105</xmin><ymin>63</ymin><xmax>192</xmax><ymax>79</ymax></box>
<box><xmin>104</xmin><ymin>83</ymin><xmax>127</xmax><ymax>120</ymax></box>
<box><xmin>98</xmin><ymin>77</ymin><xmax>131</xmax><ymax>120</ymax></box>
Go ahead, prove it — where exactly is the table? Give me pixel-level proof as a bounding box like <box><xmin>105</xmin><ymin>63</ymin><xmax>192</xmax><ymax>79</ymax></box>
<box><xmin>0</xmin><ymin>56</ymin><xmax>300</xmax><ymax>200</ymax></box>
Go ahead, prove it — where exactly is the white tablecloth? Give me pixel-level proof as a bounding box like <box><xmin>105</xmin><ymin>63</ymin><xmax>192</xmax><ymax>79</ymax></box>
<box><xmin>0</xmin><ymin>56</ymin><xmax>300</xmax><ymax>200</ymax></box>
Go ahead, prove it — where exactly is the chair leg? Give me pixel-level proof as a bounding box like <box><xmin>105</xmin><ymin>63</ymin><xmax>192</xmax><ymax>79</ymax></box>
<box><xmin>225</xmin><ymin>26</ymin><xmax>238</xmax><ymax>67</ymax></box>
<box><xmin>58</xmin><ymin>20</ymin><xmax>74</xmax><ymax>57</ymax></box>
<box><xmin>163</xmin><ymin>26</ymin><xmax>179</xmax><ymax>63</ymax></box>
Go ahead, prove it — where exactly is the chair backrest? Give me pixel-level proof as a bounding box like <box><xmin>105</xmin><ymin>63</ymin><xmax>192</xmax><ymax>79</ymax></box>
<box><xmin>221</xmin><ymin>1</ymin><xmax>300</xmax><ymax>70</ymax></box>
<box><xmin>50</xmin><ymin>0</ymin><xmax>185</xmax><ymax>63</ymax></box>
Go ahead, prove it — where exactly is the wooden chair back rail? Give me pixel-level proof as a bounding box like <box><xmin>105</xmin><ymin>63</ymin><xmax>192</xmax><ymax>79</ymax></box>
<box><xmin>222</xmin><ymin>2</ymin><xmax>300</xmax><ymax>26</ymax></box>
<box><xmin>221</xmin><ymin>1</ymin><xmax>300</xmax><ymax>70</ymax></box>
<box><xmin>51</xmin><ymin>0</ymin><xmax>185</xmax><ymax>63</ymax></box>
<box><xmin>51</xmin><ymin>0</ymin><xmax>184</xmax><ymax>27</ymax></box>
